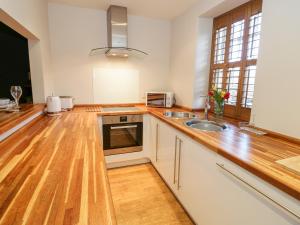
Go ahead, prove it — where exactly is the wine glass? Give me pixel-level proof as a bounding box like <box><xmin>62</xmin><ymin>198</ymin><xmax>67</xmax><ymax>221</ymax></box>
<box><xmin>10</xmin><ymin>86</ymin><xmax>22</xmax><ymax>109</ymax></box>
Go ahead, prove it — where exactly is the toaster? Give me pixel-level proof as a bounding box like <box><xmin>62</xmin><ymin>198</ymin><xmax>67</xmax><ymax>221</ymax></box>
<box><xmin>60</xmin><ymin>96</ymin><xmax>74</xmax><ymax>110</ymax></box>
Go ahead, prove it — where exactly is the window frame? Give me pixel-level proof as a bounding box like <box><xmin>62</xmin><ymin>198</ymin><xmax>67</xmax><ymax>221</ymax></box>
<box><xmin>209</xmin><ymin>0</ymin><xmax>262</xmax><ymax>121</ymax></box>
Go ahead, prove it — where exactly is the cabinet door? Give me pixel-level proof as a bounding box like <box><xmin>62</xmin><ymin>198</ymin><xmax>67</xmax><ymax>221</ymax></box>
<box><xmin>214</xmin><ymin>157</ymin><xmax>300</xmax><ymax>225</ymax></box>
<box><xmin>142</xmin><ymin>115</ymin><xmax>151</xmax><ymax>158</ymax></box>
<box><xmin>175</xmin><ymin>133</ymin><xmax>220</xmax><ymax>224</ymax></box>
<box><xmin>148</xmin><ymin>116</ymin><xmax>159</xmax><ymax>167</ymax></box>
<box><xmin>156</xmin><ymin>121</ymin><xmax>177</xmax><ymax>189</ymax></box>
<box><xmin>148</xmin><ymin>116</ymin><xmax>177</xmax><ymax>190</ymax></box>
<box><xmin>174</xmin><ymin>132</ymin><xmax>299</xmax><ymax>225</ymax></box>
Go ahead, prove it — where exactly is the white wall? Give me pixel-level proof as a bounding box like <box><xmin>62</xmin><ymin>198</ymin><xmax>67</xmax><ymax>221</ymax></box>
<box><xmin>169</xmin><ymin>0</ymin><xmax>223</xmax><ymax>109</ymax></box>
<box><xmin>192</xmin><ymin>18</ymin><xmax>213</xmax><ymax>109</ymax></box>
<box><xmin>251</xmin><ymin>0</ymin><xmax>300</xmax><ymax>138</ymax></box>
<box><xmin>48</xmin><ymin>3</ymin><xmax>171</xmax><ymax>104</ymax></box>
<box><xmin>0</xmin><ymin>0</ymin><xmax>53</xmax><ymax>103</ymax></box>
<box><xmin>169</xmin><ymin>0</ymin><xmax>250</xmax><ymax>109</ymax></box>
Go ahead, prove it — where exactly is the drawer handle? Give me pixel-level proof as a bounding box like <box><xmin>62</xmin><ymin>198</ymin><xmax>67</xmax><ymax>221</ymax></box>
<box><xmin>173</xmin><ymin>136</ymin><xmax>178</xmax><ymax>184</ymax></box>
<box><xmin>177</xmin><ymin>139</ymin><xmax>182</xmax><ymax>190</ymax></box>
<box><xmin>155</xmin><ymin>124</ymin><xmax>159</xmax><ymax>162</ymax></box>
<box><xmin>216</xmin><ymin>163</ymin><xmax>300</xmax><ymax>220</ymax></box>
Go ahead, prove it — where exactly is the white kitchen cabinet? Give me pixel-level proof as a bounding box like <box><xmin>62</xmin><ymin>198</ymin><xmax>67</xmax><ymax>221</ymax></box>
<box><xmin>175</xmin><ymin>132</ymin><xmax>299</xmax><ymax>225</ymax></box>
<box><xmin>155</xmin><ymin>121</ymin><xmax>177</xmax><ymax>189</ymax></box>
<box><xmin>214</xmin><ymin>156</ymin><xmax>300</xmax><ymax>225</ymax></box>
<box><xmin>173</xmin><ymin>132</ymin><xmax>221</xmax><ymax>224</ymax></box>
<box><xmin>148</xmin><ymin>116</ymin><xmax>177</xmax><ymax>189</ymax></box>
<box><xmin>147</xmin><ymin>115</ymin><xmax>158</xmax><ymax>165</ymax></box>
<box><xmin>147</xmin><ymin>115</ymin><xmax>300</xmax><ymax>225</ymax></box>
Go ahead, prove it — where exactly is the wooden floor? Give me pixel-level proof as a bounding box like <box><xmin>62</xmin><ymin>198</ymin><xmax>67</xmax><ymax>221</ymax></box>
<box><xmin>107</xmin><ymin>164</ymin><xmax>194</xmax><ymax>225</ymax></box>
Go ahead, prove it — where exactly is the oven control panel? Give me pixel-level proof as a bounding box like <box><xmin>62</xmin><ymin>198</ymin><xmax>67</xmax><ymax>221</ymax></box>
<box><xmin>120</xmin><ymin>116</ymin><xmax>127</xmax><ymax>123</ymax></box>
<box><xmin>102</xmin><ymin>114</ymin><xmax>143</xmax><ymax>125</ymax></box>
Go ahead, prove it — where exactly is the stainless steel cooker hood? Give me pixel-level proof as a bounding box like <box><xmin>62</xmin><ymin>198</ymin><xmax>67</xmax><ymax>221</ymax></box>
<box><xmin>90</xmin><ymin>5</ymin><xmax>148</xmax><ymax>57</ymax></box>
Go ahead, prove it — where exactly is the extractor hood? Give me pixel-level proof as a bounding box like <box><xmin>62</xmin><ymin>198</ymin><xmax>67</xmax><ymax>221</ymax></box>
<box><xmin>90</xmin><ymin>5</ymin><xmax>148</xmax><ymax>57</ymax></box>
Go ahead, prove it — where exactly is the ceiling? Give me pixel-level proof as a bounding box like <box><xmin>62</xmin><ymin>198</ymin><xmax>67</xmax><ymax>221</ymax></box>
<box><xmin>48</xmin><ymin>0</ymin><xmax>200</xmax><ymax>20</ymax></box>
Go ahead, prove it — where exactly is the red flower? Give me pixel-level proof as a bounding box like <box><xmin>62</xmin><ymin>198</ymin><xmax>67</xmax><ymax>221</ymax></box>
<box><xmin>208</xmin><ymin>91</ymin><xmax>214</xmax><ymax>97</ymax></box>
<box><xmin>224</xmin><ymin>92</ymin><xmax>230</xmax><ymax>100</ymax></box>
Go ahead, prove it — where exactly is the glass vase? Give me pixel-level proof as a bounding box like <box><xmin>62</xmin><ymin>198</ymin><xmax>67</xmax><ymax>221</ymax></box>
<box><xmin>214</xmin><ymin>100</ymin><xmax>224</xmax><ymax>117</ymax></box>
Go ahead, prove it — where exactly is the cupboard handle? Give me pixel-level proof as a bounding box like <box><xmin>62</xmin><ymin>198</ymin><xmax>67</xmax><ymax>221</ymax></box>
<box><xmin>155</xmin><ymin>124</ymin><xmax>159</xmax><ymax>162</ymax></box>
<box><xmin>216</xmin><ymin>163</ymin><xmax>300</xmax><ymax>220</ymax></box>
<box><xmin>177</xmin><ymin>139</ymin><xmax>182</xmax><ymax>190</ymax></box>
<box><xmin>173</xmin><ymin>136</ymin><xmax>178</xmax><ymax>184</ymax></box>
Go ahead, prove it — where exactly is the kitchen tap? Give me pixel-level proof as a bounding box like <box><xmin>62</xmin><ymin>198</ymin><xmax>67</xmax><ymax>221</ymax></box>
<box><xmin>200</xmin><ymin>95</ymin><xmax>210</xmax><ymax>120</ymax></box>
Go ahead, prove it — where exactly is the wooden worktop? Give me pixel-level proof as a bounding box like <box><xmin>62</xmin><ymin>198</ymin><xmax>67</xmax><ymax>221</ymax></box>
<box><xmin>0</xmin><ymin>107</ymin><xmax>116</xmax><ymax>225</ymax></box>
<box><xmin>0</xmin><ymin>104</ymin><xmax>299</xmax><ymax>225</ymax></box>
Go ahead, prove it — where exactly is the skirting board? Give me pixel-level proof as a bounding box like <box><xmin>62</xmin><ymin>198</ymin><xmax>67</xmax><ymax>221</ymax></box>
<box><xmin>106</xmin><ymin>157</ymin><xmax>151</xmax><ymax>169</ymax></box>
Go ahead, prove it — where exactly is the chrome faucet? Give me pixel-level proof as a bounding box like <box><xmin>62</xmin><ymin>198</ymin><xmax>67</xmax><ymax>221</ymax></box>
<box><xmin>200</xmin><ymin>95</ymin><xmax>210</xmax><ymax>120</ymax></box>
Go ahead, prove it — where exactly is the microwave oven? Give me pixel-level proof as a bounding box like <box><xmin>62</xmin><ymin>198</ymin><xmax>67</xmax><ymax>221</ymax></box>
<box><xmin>146</xmin><ymin>92</ymin><xmax>175</xmax><ymax>108</ymax></box>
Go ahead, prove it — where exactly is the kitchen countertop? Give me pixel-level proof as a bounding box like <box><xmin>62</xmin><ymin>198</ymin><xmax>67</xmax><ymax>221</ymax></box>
<box><xmin>0</xmin><ymin>105</ymin><xmax>299</xmax><ymax>225</ymax></box>
<box><xmin>0</xmin><ymin>107</ymin><xmax>116</xmax><ymax>225</ymax></box>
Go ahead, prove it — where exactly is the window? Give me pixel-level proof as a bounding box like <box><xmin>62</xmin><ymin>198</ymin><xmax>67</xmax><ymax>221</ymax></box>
<box><xmin>209</xmin><ymin>0</ymin><xmax>262</xmax><ymax>121</ymax></box>
<box><xmin>214</xmin><ymin>27</ymin><xmax>227</xmax><ymax>64</ymax></box>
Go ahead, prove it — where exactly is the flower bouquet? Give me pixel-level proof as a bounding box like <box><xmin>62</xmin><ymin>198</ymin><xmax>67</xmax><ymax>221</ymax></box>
<box><xmin>208</xmin><ymin>86</ymin><xmax>230</xmax><ymax>117</ymax></box>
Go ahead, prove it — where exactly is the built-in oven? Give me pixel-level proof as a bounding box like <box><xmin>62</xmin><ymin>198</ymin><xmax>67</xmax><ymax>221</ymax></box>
<box><xmin>102</xmin><ymin>114</ymin><xmax>143</xmax><ymax>156</ymax></box>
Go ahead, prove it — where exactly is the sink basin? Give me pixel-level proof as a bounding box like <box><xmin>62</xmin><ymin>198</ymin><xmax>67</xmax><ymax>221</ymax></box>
<box><xmin>163</xmin><ymin>111</ymin><xmax>198</xmax><ymax>119</ymax></box>
<box><xmin>185</xmin><ymin>119</ymin><xmax>226</xmax><ymax>132</ymax></box>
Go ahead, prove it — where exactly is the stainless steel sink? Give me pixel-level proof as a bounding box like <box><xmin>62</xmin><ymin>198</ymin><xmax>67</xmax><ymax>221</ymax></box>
<box><xmin>185</xmin><ymin>119</ymin><xmax>227</xmax><ymax>132</ymax></box>
<box><xmin>163</xmin><ymin>111</ymin><xmax>198</xmax><ymax>119</ymax></box>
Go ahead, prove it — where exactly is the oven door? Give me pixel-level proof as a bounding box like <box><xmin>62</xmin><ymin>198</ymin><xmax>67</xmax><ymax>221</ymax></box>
<box><xmin>147</xmin><ymin>93</ymin><xmax>166</xmax><ymax>107</ymax></box>
<box><xmin>102</xmin><ymin>122</ymin><xmax>143</xmax><ymax>156</ymax></box>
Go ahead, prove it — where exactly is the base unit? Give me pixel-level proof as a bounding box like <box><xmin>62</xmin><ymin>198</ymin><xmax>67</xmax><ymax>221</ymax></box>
<box><xmin>215</xmin><ymin>156</ymin><xmax>300</xmax><ymax>225</ymax></box>
<box><xmin>146</xmin><ymin>115</ymin><xmax>300</xmax><ymax>225</ymax></box>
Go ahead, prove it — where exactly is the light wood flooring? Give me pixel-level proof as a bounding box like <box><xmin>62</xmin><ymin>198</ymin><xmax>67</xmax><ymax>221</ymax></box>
<box><xmin>107</xmin><ymin>163</ymin><xmax>195</xmax><ymax>225</ymax></box>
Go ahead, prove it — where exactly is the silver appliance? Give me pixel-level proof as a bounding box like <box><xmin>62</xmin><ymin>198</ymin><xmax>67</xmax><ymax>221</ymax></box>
<box><xmin>60</xmin><ymin>96</ymin><xmax>74</xmax><ymax>110</ymax></box>
<box><xmin>146</xmin><ymin>92</ymin><xmax>175</xmax><ymax>108</ymax></box>
<box><xmin>102</xmin><ymin>114</ymin><xmax>143</xmax><ymax>156</ymax></box>
<box><xmin>90</xmin><ymin>5</ymin><xmax>148</xmax><ymax>57</ymax></box>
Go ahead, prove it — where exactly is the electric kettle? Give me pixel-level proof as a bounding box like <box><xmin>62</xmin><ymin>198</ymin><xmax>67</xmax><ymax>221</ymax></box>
<box><xmin>46</xmin><ymin>96</ymin><xmax>61</xmax><ymax>114</ymax></box>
